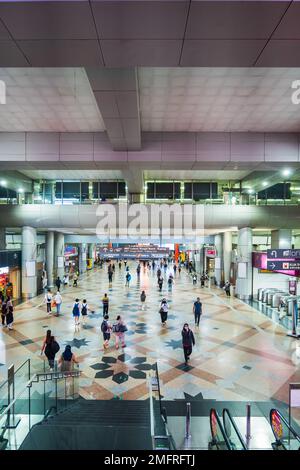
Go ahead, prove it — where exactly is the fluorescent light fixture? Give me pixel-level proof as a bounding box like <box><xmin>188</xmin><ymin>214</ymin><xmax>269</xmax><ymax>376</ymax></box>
<box><xmin>0</xmin><ymin>180</ymin><xmax>6</xmax><ymax>186</ymax></box>
<box><xmin>248</xmin><ymin>188</ymin><xmax>254</xmax><ymax>194</ymax></box>
<box><xmin>282</xmin><ymin>169</ymin><xmax>291</xmax><ymax>177</ymax></box>
<box><xmin>18</xmin><ymin>188</ymin><xmax>24</xmax><ymax>193</ymax></box>
<box><xmin>262</xmin><ymin>181</ymin><xmax>268</xmax><ymax>187</ymax></box>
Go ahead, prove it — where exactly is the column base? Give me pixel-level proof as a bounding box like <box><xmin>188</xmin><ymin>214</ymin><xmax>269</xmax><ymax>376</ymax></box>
<box><xmin>22</xmin><ymin>293</ymin><xmax>37</xmax><ymax>300</ymax></box>
<box><xmin>236</xmin><ymin>294</ymin><xmax>252</xmax><ymax>301</ymax></box>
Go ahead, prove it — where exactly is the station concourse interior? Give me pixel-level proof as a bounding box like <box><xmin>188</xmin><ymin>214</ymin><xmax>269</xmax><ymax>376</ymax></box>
<box><xmin>1</xmin><ymin>0</ymin><xmax>300</xmax><ymax>451</ymax></box>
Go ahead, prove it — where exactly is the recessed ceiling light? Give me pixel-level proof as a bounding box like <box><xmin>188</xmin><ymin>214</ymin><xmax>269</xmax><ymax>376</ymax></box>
<box><xmin>18</xmin><ymin>188</ymin><xmax>24</xmax><ymax>193</ymax></box>
<box><xmin>282</xmin><ymin>169</ymin><xmax>291</xmax><ymax>177</ymax></box>
<box><xmin>262</xmin><ymin>181</ymin><xmax>268</xmax><ymax>187</ymax></box>
<box><xmin>248</xmin><ymin>189</ymin><xmax>254</xmax><ymax>194</ymax></box>
<box><xmin>0</xmin><ymin>180</ymin><xmax>6</xmax><ymax>186</ymax></box>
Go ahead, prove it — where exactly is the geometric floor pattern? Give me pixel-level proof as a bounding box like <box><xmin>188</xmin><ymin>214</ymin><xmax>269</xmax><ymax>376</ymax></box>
<box><xmin>1</xmin><ymin>262</ymin><xmax>300</xmax><ymax>403</ymax></box>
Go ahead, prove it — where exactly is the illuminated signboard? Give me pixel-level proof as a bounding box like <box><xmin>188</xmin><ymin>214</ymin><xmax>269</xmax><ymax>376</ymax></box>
<box><xmin>270</xmin><ymin>409</ymin><xmax>283</xmax><ymax>441</ymax></box>
<box><xmin>210</xmin><ymin>409</ymin><xmax>218</xmax><ymax>439</ymax></box>
<box><xmin>0</xmin><ymin>267</ymin><xmax>9</xmax><ymax>275</ymax></box>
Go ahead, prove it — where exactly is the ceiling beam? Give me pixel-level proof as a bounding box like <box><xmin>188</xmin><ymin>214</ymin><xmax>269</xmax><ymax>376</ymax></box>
<box><xmin>85</xmin><ymin>67</ymin><xmax>141</xmax><ymax>151</ymax></box>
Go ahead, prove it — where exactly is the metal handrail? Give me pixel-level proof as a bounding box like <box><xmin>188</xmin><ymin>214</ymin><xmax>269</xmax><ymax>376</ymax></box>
<box><xmin>222</xmin><ymin>408</ymin><xmax>247</xmax><ymax>450</ymax></box>
<box><xmin>185</xmin><ymin>402</ymin><xmax>191</xmax><ymax>439</ymax></box>
<box><xmin>154</xmin><ymin>362</ymin><xmax>162</xmax><ymax>414</ymax></box>
<box><xmin>0</xmin><ymin>374</ymin><xmax>37</xmax><ymax>421</ymax></box>
<box><xmin>14</xmin><ymin>358</ymin><xmax>30</xmax><ymax>376</ymax></box>
<box><xmin>270</xmin><ymin>409</ymin><xmax>300</xmax><ymax>444</ymax></box>
<box><xmin>210</xmin><ymin>408</ymin><xmax>232</xmax><ymax>450</ymax></box>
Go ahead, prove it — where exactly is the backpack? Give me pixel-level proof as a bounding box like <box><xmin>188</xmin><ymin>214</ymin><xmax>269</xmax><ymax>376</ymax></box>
<box><xmin>101</xmin><ymin>320</ymin><xmax>108</xmax><ymax>333</ymax></box>
<box><xmin>127</xmin><ymin>274</ymin><xmax>131</xmax><ymax>281</ymax></box>
<box><xmin>81</xmin><ymin>305</ymin><xmax>87</xmax><ymax>315</ymax></box>
<box><xmin>72</xmin><ymin>303</ymin><xmax>80</xmax><ymax>315</ymax></box>
<box><xmin>51</xmin><ymin>341</ymin><xmax>60</xmax><ymax>354</ymax></box>
<box><xmin>119</xmin><ymin>323</ymin><xmax>128</xmax><ymax>333</ymax></box>
<box><xmin>112</xmin><ymin>323</ymin><xmax>120</xmax><ymax>333</ymax></box>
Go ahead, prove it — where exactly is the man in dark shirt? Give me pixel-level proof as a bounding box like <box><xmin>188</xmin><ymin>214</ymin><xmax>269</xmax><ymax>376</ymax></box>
<box><xmin>193</xmin><ymin>297</ymin><xmax>202</xmax><ymax>327</ymax></box>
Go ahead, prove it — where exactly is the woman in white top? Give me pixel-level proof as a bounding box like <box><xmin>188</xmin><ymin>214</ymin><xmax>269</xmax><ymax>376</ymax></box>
<box><xmin>44</xmin><ymin>290</ymin><xmax>52</xmax><ymax>314</ymax></box>
<box><xmin>54</xmin><ymin>291</ymin><xmax>62</xmax><ymax>316</ymax></box>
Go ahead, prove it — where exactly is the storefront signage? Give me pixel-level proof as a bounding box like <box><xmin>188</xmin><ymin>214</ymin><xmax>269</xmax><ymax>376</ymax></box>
<box><xmin>64</xmin><ymin>246</ymin><xmax>78</xmax><ymax>257</ymax></box>
<box><xmin>0</xmin><ymin>266</ymin><xmax>9</xmax><ymax>275</ymax></box>
<box><xmin>99</xmin><ymin>245</ymin><xmax>169</xmax><ymax>259</ymax></box>
<box><xmin>267</xmin><ymin>249</ymin><xmax>300</xmax><ymax>259</ymax></box>
<box><xmin>206</xmin><ymin>249</ymin><xmax>216</xmax><ymax>257</ymax></box>
<box><xmin>270</xmin><ymin>409</ymin><xmax>283</xmax><ymax>441</ymax></box>
<box><xmin>267</xmin><ymin>261</ymin><xmax>300</xmax><ymax>271</ymax></box>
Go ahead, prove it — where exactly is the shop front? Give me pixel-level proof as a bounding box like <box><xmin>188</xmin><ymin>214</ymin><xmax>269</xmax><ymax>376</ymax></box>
<box><xmin>64</xmin><ymin>245</ymin><xmax>79</xmax><ymax>275</ymax></box>
<box><xmin>0</xmin><ymin>250</ymin><xmax>21</xmax><ymax>300</ymax></box>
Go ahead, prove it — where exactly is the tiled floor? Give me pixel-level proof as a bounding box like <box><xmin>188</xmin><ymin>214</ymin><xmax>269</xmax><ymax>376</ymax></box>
<box><xmin>1</xmin><ymin>263</ymin><xmax>300</xmax><ymax>404</ymax></box>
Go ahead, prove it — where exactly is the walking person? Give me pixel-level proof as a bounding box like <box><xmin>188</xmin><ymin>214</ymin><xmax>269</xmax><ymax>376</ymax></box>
<box><xmin>6</xmin><ymin>298</ymin><xmax>14</xmax><ymax>330</ymax></box>
<box><xmin>72</xmin><ymin>298</ymin><xmax>81</xmax><ymax>329</ymax></box>
<box><xmin>108</xmin><ymin>270</ymin><xmax>113</xmax><ymax>286</ymax></box>
<box><xmin>63</xmin><ymin>274</ymin><xmax>69</xmax><ymax>287</ymax></box>
<box><xmin>178</xmin><ymin>265</ymin><xmax>181</xmax><ymax>275</ymax></box>
<box><xmin>193</xmin><ymin>297</ymin><xmax>202</xmax><ymax>327</ymax></box>
<box><xmin>101</xmin><ymin>314</ymin><xmax>111</xmax><ymax>350</ymax></box>
<box><xmin>81</xmin><ymin>299</ymin><xmax>88</xmax><ymax>326</ymax></box>
<box><xmin>41</xmin><ymin>329</ymin><xmax>51</xmax><ymax>355</ymax></box>
<box><xmin>54</xmin><ymin>290</ymin><xmax>62</xmax><ymax>316</ymax></box>
<box><xmin>173</xmin><ymin>264</ymin><xmax>177</xmax><ymax>275</ymax></box>
<box><xmin>125</xmin><ymin>271</ymin><xmax>131</xmax><ymax>287</ymax></box>
<box><xmin>1</xmin><ymin>298</ymin><xmax>6</xmax><ymax>327</ymax></box>
<box><xmin>224</xmin><ymin>281</ymin><xmax>231</xmax><ymax>297</ymax></box>
<box><xmin>158</xmin><ymin>276</ymin><xmax>163</xmax><ymax>292</ymax></box>
<box><xmin>113</xmin><ymin>315</ymin><xmax>128</xmax><ymax>349</ymax></box>
<box><xmin>200</xmin><ymin>273</ymin><xmax>205</xmax><ymax>288</ymax></box>
<box><xmin>58</xmin><ymin>345</ymin><xmax>79</xmax><ymax>371</ymax></box>
<box><xmin>73</xmin><ymin>273</ymin><xmax>78</xmax><ymax>287</ymax></box>
<box><xmin>192</xmin><ymin>273</ymin><xmax>197</xmax><ymax>285</ymax></box>
<box><xmin>118</xmin><ymin>261</ymin><xmax>122</xmax><ymax>270</ymax></box>
<box><xmin>182</xmin><ymin>323</ymin><xmax>195</xmax><ymax>365</ymax></box>
<box><xmin>168</xmin><ymin>274</ymin><xmax>174</xmax><ymax>291</ymax></box>
<box><xmin>140</xmin><ymin>290</ymin><xmax>146</xmax><ymax>310</ymax></box>
<box><xmin>159</xmin><ymin>298</ymin><xmax>169</xmax><ymax>326</ymax></box>
<box><xmin>102</xmin><ymin>293</ymin><xmax>109</xmax><ymax>316</ymax></box>
<box><xmin>44</xmin><ymin>336</ymin><xmax>60</xmax><ymax>371</ymax></box>
<box><xmin>55</xmin><ymin>276</ymin><xmax>62</xmax><ymax>292</ymax></box>
<box><xmin>136</xmin><ymin>263</ymin><xmax>141</xmax><ymax>279</ymax></box>
<box><xmin>44</xmin><ymin>289</ymin><xmax>53</xmax><ymax>315</ymax></box>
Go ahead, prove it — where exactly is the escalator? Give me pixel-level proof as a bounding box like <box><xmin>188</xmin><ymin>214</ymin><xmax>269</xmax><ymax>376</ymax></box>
<box><xmin>208</xmin><ymin>409</ymin><xmax>232</xmax><ymax>450</ymax></box>
<box><xmin>222</xmin><ymin>408</ymin><xmax>247</xmax><ymax>450</ymax></box>
<box><xmin>270</xmin><ymin>409</ymin><xmax>300</xmax><ymax>450</ymax></box>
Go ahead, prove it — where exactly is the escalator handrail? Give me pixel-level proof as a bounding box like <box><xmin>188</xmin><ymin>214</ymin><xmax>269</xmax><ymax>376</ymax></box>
<box><xmin>269</xmin><ymin>408</ymin><xmax>300</xmax><ymax>444</ymax></box>
<box><xmin>222</xmin><ymin>408</ymin><xmax>247</xmax><ymax>450</ymax></box>
<box><xmin>210</xmin><ymin>408</ymin><xmax>232</xmax><ymax>450</ymax></box>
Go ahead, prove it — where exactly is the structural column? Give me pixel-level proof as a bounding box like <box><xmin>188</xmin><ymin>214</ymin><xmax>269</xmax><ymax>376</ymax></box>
<box><xmin>271</xmin><ymin>229</ymin><xmax>292</xmax><ymax>249</ymax></box>
<box><xmin>88</xmin><ymin>243</ymin><xmax>95</xmax><ymax>268</ymax></box>
<box><xmin>223</xmin><ymin>231</ymin><xmax>232</xmax><ymax>283</ymax></box>
<box><xmin>54</xmin><ymin>232</ymin><xmax>65</xmax><ymax>280</ymax></box>
<box><xmin>235</xmin><ymin>227</ymin><xmax>253</xmax><ymax>300</ymax></box>
<box><xmin>22</xmin><ymin>226</ymin><xmax>37</xmax><ymax>299</ymax></box>
<box><xmin>46</xmin><ymin>231</ymin><xmax>54</xmax><ymax>288</ymax></box>
<box><xmin>214</xmin><ymin>233</ymin><xmax>223</xmax><ymax>286</ymax></box>
<box><xmin>79</xmin><ymin>244</ymin><xmax>87</xmax><ymax>274</ymax></box>
<box><xmin>0</xmin><ymin>228</ymin><xmax>6</xmax><ymax>250</ymax></box>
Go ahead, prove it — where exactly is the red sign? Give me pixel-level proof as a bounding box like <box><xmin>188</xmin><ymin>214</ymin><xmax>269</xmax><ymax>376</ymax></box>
<box><xmin>206</xmin><ymin>249</ymin><xmax>216</xmax><ymax>256</ymax></box>
<box><xmin>270</xmin><ymin>409</ymin><xmax>283</xmax><ymax>441</ymax></box>
<box><xmin>210</xmin><ymin>409</ymin><xmax>218</xmax><ymax>439</ymax></box>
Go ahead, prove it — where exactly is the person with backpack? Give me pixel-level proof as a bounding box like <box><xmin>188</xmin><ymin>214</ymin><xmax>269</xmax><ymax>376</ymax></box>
<box><xmin>193</xmin><ymin>297</ymin><xmax>202</xmax><ymax>327</ymax></box>
<box><xmin>41</xmin><ymin>329</ymin><xmax>51</xmax><ymax>355</ymax></box>
<box><xmin>54</xmin><ymin>290</ymin><xmax>62</xmax><ymax>316</ymax></box>
<box><xmin>159</xmin><ymin>298</ymin><xmax>169</xmax><ymax>326</ymax></box>
<box><xmin>182</xmin><ymin>323</ymin><xmax>195</xmax><ymax>365</ymax></box>
<box><xmin>140</xmin><ymin>290</ymin><xmax>146</xmax><ymax>310</ymax></box>
<box><xmin>6</xmin><ymin>298</ymin><xmax>14</xmax><ymax>330</ymax></box>
<box><xmin>113</xmin><ymin>315</ymin><xmax>128</xmax><ymax>349</ymax></box>
<box><xmin>44</xmin><ymin>335</ymin><xmax>60</xmax><ymax>370</ymax></box>
<box><xmin>125</xmin><ymin>271</ymin><xmax>131</xmax><ymax>287</ymax></box>
<box><xmin>101</xmin><ymin>314</ymin><xmax>111</xmax><ymax>349</ymax></box>
<box><xmin>102</xmin><ymin>293</ymin><xmax>109</xmax><ymax>316</ymax></box>
<box><xmin>72</xmin><ymin>298</ymin><xmax>81</xmax><ymax>329</ymax></box>
<box><xmin>81</xmin><ymin>299</ymin><xmax>88</xmax><ymax>325</ymax></box>
<box><xmin>44</xmin><ymin>289</ymin><xmax>53</xmax><ymax>315</ymax></box>
<box><xmin>158</xmin><ymin>276</ymin><xmax>163</xmax><ymax>292</ymax></box>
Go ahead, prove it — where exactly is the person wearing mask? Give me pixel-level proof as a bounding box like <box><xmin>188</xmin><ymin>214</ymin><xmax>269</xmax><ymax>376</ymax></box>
<box><xmin>81</xmin><ymin>299</ymin><xmax>88</xmax><ymax>326</ymax></box>
<box><xmin>224</xmin><ymin>281</ymin><xmax>231</xmax><ymax>297</ymax></box>
<box><xmin>101</xmin><ymin>314</ymin><xmax>111</xmax><ymax>350</ymax></box>
<box><xmin>58</xmin><ymin>345</ymin><xmax>79</xmax><ymax>372</ymax></box>
<box><xmin>158</xmin><ymin>276</ymin><xmax>163</xmax><ymax>292</ymax></box>
<box><xmin>159</xmin><ymin>298</ymin><xmax>169</xmax><ymax>326</ymax></box>
<box><xmin>102</xmin><ymin>293</ymin><xmax>109</xmax><ymax>316</ymax></box>
<box><xmin>193</xmin><ymin>297</ymin><xmax>202</xmax><ymax>327</ymax></box>
<box><xmin>44</xmin><ymin>335</ymin><xmax>60</xmax><ymax>371</ymax></box>
<box><xmin>125</xmin><ymin>271</ymin><xmax>131</xmax><ymax>287</ymax></box>
<box><xmin>54</xmin><ymin>290</ymin><xmax>62</xmax><ymax>316</ymax></box>
<box><xmin>182</xmin><ymin>323</ymin><xmax>195</xmax><ymax>365</ymax></box>
<box><xmin>72</xmin><ymin>298</ymin><xmax>81</xmax><ymax>329</ymax></box>
<box><xmin>113</xmin><ymin>315</ymin><xmax>128</xmax><ymax>349</ymax></box>
<box><xmin>44</xmin><ymin>289</ymin><xmax>52</xmax><ymax>315</ymax></box>
<box><xmin>55</xmin><ymin>276</ymin><xmax>62</xmax><ymax>292</ymax></box>
<box><xmin>140</xmin><ymin>290</ymin><xmax>146</xmax><ymax>310</ymax></box>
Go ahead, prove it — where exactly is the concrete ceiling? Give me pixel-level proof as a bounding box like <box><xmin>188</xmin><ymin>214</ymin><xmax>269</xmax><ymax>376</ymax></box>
<box><xmin>19</xmin><ymin>169</ymin><xmax>124</xmax><ymax>181</ymax></box>
<box><xmin>139</xmin><ymin>67</ymin><xmax>300</xmax><ymax>132</ymax></box>
<box><xmin>0</xmin><ymin>68</ymin><xmax>105</xmax><ymax>132</ymax></box>
<box><xmin>1</xmin><ymin>1</ymin><xmax>300</xmax><ymax>67</ymax></box>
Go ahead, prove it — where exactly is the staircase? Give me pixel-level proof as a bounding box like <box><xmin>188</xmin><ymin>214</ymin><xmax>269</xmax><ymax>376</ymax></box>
<box><xmin>20</xmin><ymin>399</ymin><xmax>153</xmax><ymax>450</ymax></box>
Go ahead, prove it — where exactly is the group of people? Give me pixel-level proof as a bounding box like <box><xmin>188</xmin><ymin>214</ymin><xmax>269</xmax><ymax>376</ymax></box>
<box><xmin>101</xmin><ymin>314</ymin><xmax>128</xmax><ymax>350</ymax></box>
<box><xmin>41</xmin><ymin>329</ymin><xmax>78</xmax><ymax>371</ymax></box>
<box><xmin>0</xmin><ymin>296</ymin><xmax>14</xmax><ymax>330</ymax></box>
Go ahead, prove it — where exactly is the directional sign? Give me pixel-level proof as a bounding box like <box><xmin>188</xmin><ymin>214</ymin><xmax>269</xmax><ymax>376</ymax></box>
<box><xmin>267</xmin><ymin>260</ymin><xmax>300</xmax><ymax>270</ymax></box>
<box><xmin>267</xmin><ymin>249</ymin><xmax>300</xmax><ymax>259</ymax></box>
